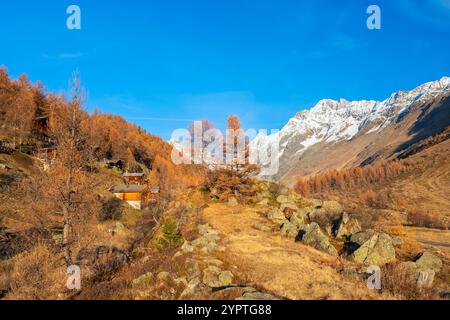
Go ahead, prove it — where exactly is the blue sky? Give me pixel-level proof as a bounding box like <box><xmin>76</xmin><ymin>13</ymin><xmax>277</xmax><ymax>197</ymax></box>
<box><xmin>0</xmin><ymin>0</ymin><xmax>449</xmax><ymax>139</ymax></box>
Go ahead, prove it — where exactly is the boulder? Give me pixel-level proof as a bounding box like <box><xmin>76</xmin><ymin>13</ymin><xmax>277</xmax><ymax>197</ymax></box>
<box><xmin>267</xmin><ymin>208</ymin><xmax>286</xmax><ymax>224</ymax></box>
<box><xmin>350</xmin><ymin>229</ymin><xmax>378</xmax><ymax>246</ymax></box>
<box><xmin>400</xmin><ymin>261</ymin><xmax>436</xmax><ymax>287</ymax></box>
<box><xmin>280</xmin><ymin>222</ymin><xmax>298</xmax><ymax>239</ymax></box>
<box><xmin>391</xmin><ymin>236</ymin><xmax>403</xmax><ymax>247</ymax></box>
<box><xmin>280</xmin><ymin>202</ymin><xmax>299</xmax><ymax>219</ymax></box>
<box><xmin>156</xmin><ymin>271</ymin><xmax>171</xmax><ymax>282</ymax></box>
<box><xmin>203</xmin><ymin>258</ymin><xmax>224</xmax><ymax>267</ymax></box>
<box><xmin>253</xmin><ymin>223</ymin><xmax>271</xmax><ymax>232</ymax></box>
<box><xmin>256</xmin><ymin>198</ymin><xmax>270</xmax><ymax>207</ymax></box>
<box><xmin>210</xmin><ymin>188</ymin><xmax>220</xmax><ymax>199</ymax></box>
<box><xmin>307</xmin><ymin>201</ymin><xmax>343</xmax><ymax>222</ymax></box>
<box><xmin>114</xmin><ymin>222</ymin><xmax>126</xmax><ymax>231</ymax></box>
<box><xmin>173</xmin><ymin>277</ymin><xmax>188</xmax><ymax>287</ymax></box>
<box><xmin>218</xmin><ymin>271</ymin><xmax>234</xmax><ymax>286</ymax></box>
<box><xmin>132</xmin><ymin>272</ymin><xmax>154</xmax><ymax>288</ymax></box>
<box><xmin>415</xmin><ymin>252</ymin><xmax>442</xmax><ymax>273</ymax></box>
<box><xmin>256</xmin><ymin>189</ymin><xmax>273</xmax><ymax>201</ymax></box>
<box><xmin>278</xmin><ymin>186</ymin><xmax>290</xmax><ymax>196</ymax></box>
<box><xmin>307</xmin><ymin>199</ymin><xmax>323</xmax><ymax>208</ymax></box>
<box><xmin>228</xmin><ymin>197</ymin><xmax>238</xmax><ymax>207</ymax></box>
<box><xmin>181</xmin><ymin>241</ymin><xmax>195</xmax><ymax>253</ymax></box>
<box><xmin>301</xmin><ymin>223</ymin><xmax>338</xmax><ymax>257</ymax></box>
<box><xmin>203</xmin><ymin>266</ymin><xmax>234</xmax><ymax>288</ymax></box>
<box><xmin>351</xmin><ymin>233</ymin><xmax>396</xmax><ymax>266</ymax></box>
<box><xmin>200</xmin><ymin>242</ymin><xmax>217</xmax><ymax>254</ymax></box>
<box><xmin>276</xmin><ymin>195</ymin><xmax>291</xmax><ymax>204</ymax></box>
<box><xmin>322</xmin><ymin>201</ymin><xmax>344</xmax><ymax>215</ymax></box>
<box><xmin>179</xmin><ymin>277</ymin><xmax>201</xmax><ymax>299</ymax></box>
<box><xmin>202</xmin><ymin>266</ymin><xmax>222</xmax><ymax>287</ymax></box>
<box><xmin>290</xmin><ymin>211</ymin><xmax>307</xmax><ymax>229</ymax></box>
<box><xmin>334</xmin><ymin>213</ymin><xmax>362</xmax><ymax>240</ymax></box>
<box><xmin>198</xmin><ymin>224</ymin><xmax>212</xmax><ymax>235</ymax></box>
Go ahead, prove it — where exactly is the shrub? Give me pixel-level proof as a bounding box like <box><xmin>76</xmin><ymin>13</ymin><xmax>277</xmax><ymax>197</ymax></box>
<box><xmin>156</xmin><ymin>219</ymin><xmax>184</xmax><ymax>250</ymax></box>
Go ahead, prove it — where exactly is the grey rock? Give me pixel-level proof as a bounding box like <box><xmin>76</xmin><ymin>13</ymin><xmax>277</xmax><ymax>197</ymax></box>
<box><xmin>392</xmin><ymin>236</ymin><xmax>403</xmax><ymax>247</ymax></box>
<box><xmin>280</xmin><ymin>222</ymin><xmax>298</xmax><ymax>239</ymax></box>
<box><xmin>334</xmin><ymin>213</ymin><xmax>362</xmax><ymax>240</ymax></box>
<box><xmin>415</xmin><ymin>252</ymin><xmax>442</xmax><ymax>273</ymax></box>
<box><xmin>301</xmin><ymin>223</ymin><xmax>338</xmax><ymax>257</ymax></box>
<box><xmin>351</xmin><ymin>233</ymin><xmax>396</xmax><ymax>266</ymax></box>
<box><xmin>350</xmin><ymin>229</ymin><xmax>378</xmax><ymax>246</ymax></box>
<box><xmin>132</xmin><ymin>272</ymin><xmax>154</xmax><ymax>288</ymax></box>
<box><xmin>228</xmin><ymin>197</ymin><xmax>239</xmax><ymax>207</ymax></box>
<box><xmin>253</xmin><ymin>223</ymin><xmax>272</xmax><ymax>232</ymax></box>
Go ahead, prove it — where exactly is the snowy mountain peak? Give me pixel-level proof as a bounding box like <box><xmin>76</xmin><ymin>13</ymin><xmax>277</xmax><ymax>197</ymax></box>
<box><xmin>250</xmin><ymin>77</ymin><xmax>450</xmax><ymax>171</ymax></box>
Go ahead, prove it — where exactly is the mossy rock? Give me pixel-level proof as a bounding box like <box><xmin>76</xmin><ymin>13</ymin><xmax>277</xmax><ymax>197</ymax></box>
<box><xmin>351</xmin><ymin>233</ymin><xmax>396</xmax><ymax>266</ymax></box>
<box><xmin>415</xmin><ymin>252</ymin><xmax>442</xmax><ymax>273</ymax></box>
<box><xmin>301</xmin><ymin>223</ymin><xmax>338</xmax><ymax>257</ymax></box>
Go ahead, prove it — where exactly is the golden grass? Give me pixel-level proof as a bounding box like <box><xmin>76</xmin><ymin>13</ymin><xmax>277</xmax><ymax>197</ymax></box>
<box><xmin>202</xmin><ymin>203</ymin><xmax>389</xmax><ymax>300</ymax></box>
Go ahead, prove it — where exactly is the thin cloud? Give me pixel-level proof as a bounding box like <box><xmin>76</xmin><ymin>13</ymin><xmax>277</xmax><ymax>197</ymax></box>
<box><xmin>42</xmin><ymin>52</ymin><xmax>85</xmax><ymax>60</ymax></box>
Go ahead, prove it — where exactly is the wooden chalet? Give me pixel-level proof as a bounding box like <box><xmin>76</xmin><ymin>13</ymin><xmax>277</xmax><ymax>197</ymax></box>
<box><xmin>110</xmin><ymin>184</ymin><xmax>144</xmax><ymax>210</ymax></box>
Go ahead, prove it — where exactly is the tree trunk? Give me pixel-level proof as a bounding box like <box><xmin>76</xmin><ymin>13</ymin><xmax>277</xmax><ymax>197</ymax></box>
<box><xmin>62</xmin><ymin>211</ymin><xmax>72</xmax><ymax>265</ymax></box>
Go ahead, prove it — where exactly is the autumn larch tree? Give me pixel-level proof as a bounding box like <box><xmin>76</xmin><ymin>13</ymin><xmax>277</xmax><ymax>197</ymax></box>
<box><xmin>50</xmin><ymin>71</ymin><xmax>98</xmax><ymax>265</ymax></box>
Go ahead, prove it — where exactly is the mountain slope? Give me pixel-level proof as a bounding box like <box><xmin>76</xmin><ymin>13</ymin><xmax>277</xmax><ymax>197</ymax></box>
<box><xmin>251</xmin><ymin>77</ymin><xmax>450</xmax><ymax>185</ymax></box>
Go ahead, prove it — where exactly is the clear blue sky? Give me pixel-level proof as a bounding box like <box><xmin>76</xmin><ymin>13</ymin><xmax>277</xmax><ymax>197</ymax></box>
<box><xmin>0</xmin><ymin>0</ymin><xmax>449</xmax><ymax>139</ymax></box>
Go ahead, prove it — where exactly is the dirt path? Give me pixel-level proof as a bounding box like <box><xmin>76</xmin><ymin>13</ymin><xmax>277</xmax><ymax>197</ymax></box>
<box><xmin>202</xmin><ymin>203</ymin><xmax>381</xmax><ymax>300</ymax></box>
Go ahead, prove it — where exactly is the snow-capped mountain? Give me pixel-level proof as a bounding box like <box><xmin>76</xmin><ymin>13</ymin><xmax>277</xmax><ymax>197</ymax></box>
<box><xmin>250</xmin><ymin>77</ymin><xmax>450</xmax><ymax>183</ymax></box>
